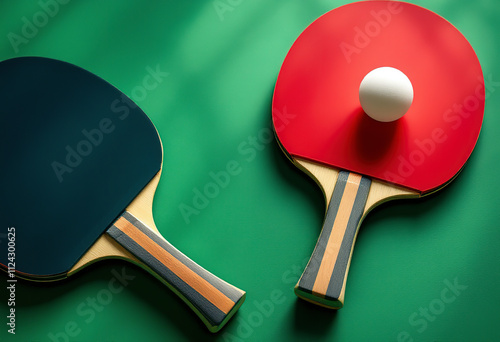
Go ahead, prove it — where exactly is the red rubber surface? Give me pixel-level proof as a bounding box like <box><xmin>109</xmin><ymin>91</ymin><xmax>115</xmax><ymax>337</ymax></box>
<box><xmin>272</xmin><ymin>1</ymin><xmax>484</xmax><ymax>193</ymax></box>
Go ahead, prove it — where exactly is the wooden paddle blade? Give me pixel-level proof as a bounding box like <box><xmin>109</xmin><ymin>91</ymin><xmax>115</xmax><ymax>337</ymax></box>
<box><xmin>295</xmin><ymin>171</ymin><xmax>371</xmax><ymax>309</ymax></box>
<box><xmin>106</xmin><ymin>212</ymin><xmax>245</xmax><ymax>332</ymax></box>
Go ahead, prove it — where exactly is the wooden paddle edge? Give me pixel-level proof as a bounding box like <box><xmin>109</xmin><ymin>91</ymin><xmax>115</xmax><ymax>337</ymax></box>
<box><xmin>293</xmin><ymin>157</ymin><xmax>420</xmax><ymax>210</ymax></box>
<box><xmin>67</xmin><ymin>124</ymin><xmax>166</xmax><ymax>277</ymax></box>
<box><xmin>67</xmin><ymin>169</ymin><xmax>163</xmax><ymax>277</ymax></box>
<box><xmin>273</xmin><ymin>126</ymin><xmax>462</xmax><ymax>201</ymax></box>
<box><xmin>7</xmin><ymin>168</ymin><xmax>163</xmax><ymax>283</ymax></box>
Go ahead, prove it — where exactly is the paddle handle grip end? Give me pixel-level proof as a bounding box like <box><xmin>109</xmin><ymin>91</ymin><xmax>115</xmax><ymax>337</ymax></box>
<box><xmin>106</xmin><ymin>211</ymin><xmax>245</xmax><ymax>332</ymax></box>
<box><xmin>295</xmin><ymin>171</ymin><xmax>371</xmax><ymax>309</ymax></box>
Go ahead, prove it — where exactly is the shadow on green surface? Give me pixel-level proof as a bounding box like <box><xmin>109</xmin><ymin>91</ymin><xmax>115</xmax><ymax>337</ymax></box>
<box><xmin>6</xmin><ymin>259</ymin><xmax>225</xmax><ymax>341</ymax></box>
<box><xmin>269</xmin><ymin>139</ymin><xmax>326</xmax><ymax>221</ymax></box>
<box><xmin>292</xmin><ymin>299</ymin><xmax>338</xmax><ymax>336</ymax></box>
<box><xmin>362</xmin><ymin>130</ymin><xmax>484</xmax><ymax>232</ymax></box>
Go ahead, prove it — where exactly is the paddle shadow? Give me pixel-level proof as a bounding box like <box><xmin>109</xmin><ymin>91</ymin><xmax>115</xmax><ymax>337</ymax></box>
<box><xmin>7</xmin><ymin>259</ymin><xmax>225</xmax><ymax>341</ymax></box>
<box><xmin>291</xmin><ymin>298</ymin><xmax>338</xmax><ymax>337</ymax></box>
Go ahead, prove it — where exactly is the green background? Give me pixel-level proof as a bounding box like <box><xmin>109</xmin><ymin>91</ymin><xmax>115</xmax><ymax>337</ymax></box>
<box><xmin>1</xmin><ymin>0</ymin><xmax>499</xmax><ymax>341</ymax></box>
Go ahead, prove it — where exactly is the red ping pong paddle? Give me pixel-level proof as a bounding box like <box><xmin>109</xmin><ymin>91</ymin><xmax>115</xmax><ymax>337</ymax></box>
<box><xmin>272</xmin><ymin>1</ymin><xmax>484</xmax><ymax>308</ymax></box>
<box><xmin>0</xmin><ymin>57</ymin><xmax>245</xmax><ymax>331</ymax></box>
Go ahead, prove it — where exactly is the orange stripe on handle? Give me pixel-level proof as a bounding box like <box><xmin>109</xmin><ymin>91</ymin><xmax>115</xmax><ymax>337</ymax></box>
<box><xmin>295</xmin><ymin>171</ymin><xmax>371</xmax><ymax>309</ymax></box>
<box><xmin>106</xmin><ymin>212</ymin><xmax>245</xmax><ymax>332</ymax></box>
<box><xmin>312</xmin><ymin>173</ymin><xmax>361</xmax><ymax>297</ymax></box>
<box><xmin>113</xmin><ymin>216</ymin><xmax>235</xmax><ymax>314</ymax></box>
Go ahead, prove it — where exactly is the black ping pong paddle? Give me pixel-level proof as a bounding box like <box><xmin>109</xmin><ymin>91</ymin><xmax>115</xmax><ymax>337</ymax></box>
<box><xmin>0</xmin><ymin>57</ymin><xmax>245</xmax><ymax>332</ymax></box>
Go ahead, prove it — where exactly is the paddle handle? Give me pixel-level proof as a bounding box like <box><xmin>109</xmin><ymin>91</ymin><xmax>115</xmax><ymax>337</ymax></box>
<box><xmin>106</xmin><ymin>211</ymin><xmax>245</xmax><ymax>332</ymax></box>
<box><xmin>295</xmin><ymin>171</ymin><xmax>371</xmax><ymax>308</ymax></box>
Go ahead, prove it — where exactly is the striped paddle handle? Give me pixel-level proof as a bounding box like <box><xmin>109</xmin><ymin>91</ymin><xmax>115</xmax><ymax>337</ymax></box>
<box><xmin>106</xmin><ymin>212</ymin><xmax>245</xmax><ymax>332</ymax></box>
<box><xmin>295</xmin><ymin>171</ymin><xmax>371</xmax><ymax>308</ymax></box>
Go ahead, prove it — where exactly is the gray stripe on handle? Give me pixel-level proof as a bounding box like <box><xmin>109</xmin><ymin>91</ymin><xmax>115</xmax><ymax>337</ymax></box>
<box><xmin>106</xmin><ymin>224</ymin><xmax>227</xmax><ymax>326</ymax></box>
<box><xmin>120</xmin><ymin>211</ymin><xmax>243</xmax><ymax>302</ymax></box>
<box><xmin>325</xmin><ymin>176</ymin><xmax>371</xmax><ymax>300</ymax></box>
<box><xmin>297</xmin><ymin>171</ymin><xmax>349</xmax><ymax>293</ymax></box>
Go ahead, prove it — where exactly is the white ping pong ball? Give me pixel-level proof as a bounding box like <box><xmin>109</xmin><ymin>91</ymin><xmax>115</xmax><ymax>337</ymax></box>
<box><xmin>359</xmin><ymin>67</ymin><xmax>414</xmax><ymax>122</ymax></box>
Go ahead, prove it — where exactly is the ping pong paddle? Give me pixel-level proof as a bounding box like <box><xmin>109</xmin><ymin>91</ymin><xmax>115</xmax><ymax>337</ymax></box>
<box><xmin>272</xmin><ymin>1</ymin><xmax>484</xmax><ymax>308</ymax></box>
<box><xmin>0</xmin><ymin>57</ymin><xmax>245</xmax><ymax>332</ymax></box>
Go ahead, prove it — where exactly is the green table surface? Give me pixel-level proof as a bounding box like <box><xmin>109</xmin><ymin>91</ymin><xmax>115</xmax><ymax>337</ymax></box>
<box><xmin>1</xmin><ymin>1</ymin><xmax>499</xmax><ymax>341</ymax></box>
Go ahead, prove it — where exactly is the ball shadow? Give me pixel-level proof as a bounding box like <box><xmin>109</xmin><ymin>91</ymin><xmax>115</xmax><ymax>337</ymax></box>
<box><xmin>352</xmin><ymin>108</ymin><xmax>403</xmax><ymax>163</ymax></box>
